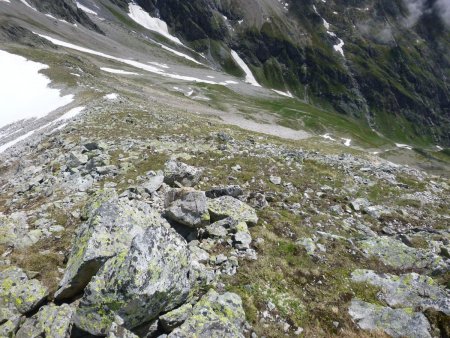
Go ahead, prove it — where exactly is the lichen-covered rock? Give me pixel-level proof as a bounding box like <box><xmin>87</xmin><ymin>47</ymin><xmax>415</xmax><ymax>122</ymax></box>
<box><xmin>349</xmin><ymin>299</ymin><xmax>431</xmax><ymax>338</ymax></box>
<box><xmin>160</xmin><ymin>303</ymin><xmax>193</xmax><ymax>332</ymax></box>
<box><xmin>80</xmin><ymin>188</ymin><xmax>118</xmax><ymax>220</ymax></box>
<box><xmin>55</xmin><ymin>198</ymin><xmax>162</xmax><ymax>301</ymax></box>
<box><xmin>0</xmin><ymin>307</ymin><xmax>21</xmax><ymax>337</ymax></box>
<box><xmin>208</xmin><ymin>196</ymin><xmax>258</xmax><ymax>226</ymax></box>
<box><xmin>108</xmin><ymin>321</ymin><xmax>140</xmax><ymax>338</ymax></box>
<box><xmin>15</xmin><ymin>304</ymin><xmax>74</xmax><ymax>338</ymax></box>
<box><xmin>164</xmin><ymin>160</ymin><xmax>203</xmax><ymax>187</ymax></box>
<box><xmin>351</xmin><ymin>269</ymin><xmax>449</xmax><ymax>315</ymax></box>
<box><xmin>165</xmin><ymin>188</ymin><xmax>210</xmax><ymax>227</ymax></box>
<box><xmin>168</xmin><ymin>289</ymin><xmax>246</xmax><ymax>338</ymax></box>
<box><xmin>357</xmin><ymin>237</ymin><xmax>445</xmax><ymax>272</ymax></box>
<box><xmin>74</xmin><ymin>225</ymin><xmax>201</xmax><ymax>336</ymax></box>
<box><xmin>0</xmin><ymin>212</ymin><xmax>42</xmax><ymax>249</ymax></box>
<box><xmin>0</xmin><ymin>266</ymin><xmax>48</xmax><ymax>315</ymax></box>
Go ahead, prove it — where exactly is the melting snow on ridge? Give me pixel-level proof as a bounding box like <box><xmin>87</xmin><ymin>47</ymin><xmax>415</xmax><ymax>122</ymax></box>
<box><xmin>342</xmin><ymin>138</ymin><xmax>351</xmax><ymax>147</ymax></box>
<box><xmin>395</xmin><ymin>143</ymin><xmax>413</xmax><ymax>150</ymax></box>
<box><xmin>0</xmin><ymin>0</ymin><xmax>11</xmax><ymax>3</ymax></box>
<box><xmin>321</xmin><ymin>133</ymin><xmax>335</xmax><ymax>141</ymax></box>
<box><xmin>231</xmin><ymin>50</ymin><xmax>261</xmax><ymax>87</ymax></box>
<box><xmin>0</xmin><ymin>49</ymin><xmax>73</xmax><ymax>129</ymax></box>
<box><xmin>54</xmin><ymin>106</ymin><xmax>85</xmax><ymax>122</ymax></box>
<box><xmin>128</xmin><ymin>3</ymin><xmax>182</xmax><ymax>45</ymax></box>
<box><xmin>272</xmin><ymin>89</ymin><xmax>294</xmax><ymax>98</ymax></box>
<box><xmin>76</xmin><ymin>2</ymin><xmax>97</xmax><ymax>16</ymax></box>
<box><xmin>36</xmin><ymin>33</ymin><xmax>240</xmax><ymax>86</ymax></box>
<box><xmin>101</xmin><ymin>67</ymin><xmax>139</xmax><ymax>75</ymax></box>
<box><xmin>160</xmin><ymin>44</ymin><xmax>202</xmax><ymax>65</ymax></box>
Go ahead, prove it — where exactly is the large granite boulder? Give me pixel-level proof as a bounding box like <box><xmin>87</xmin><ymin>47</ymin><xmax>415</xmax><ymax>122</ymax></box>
<box><xmin>55</xmin><ymin>198</ymin><xmax>163</xmax><ymax>301</ymax></box>
<box><xmin>168</xmin><ymin>289</ymin><xmax>246</xmax><ymax>338</ymax></box>
<box><xmin>15</xmin><ymin>304</ymin><xmax>74</xmax><ymax>338</ymax></box>
<box><xmin>351</xmin><ymin>269</ymin><xmax>449</xmax><ymax>315</ymax></box>
<box><xmin>164</xmin><ymin>160</ymin><xmax>203</xmax><ymax>187</ymax></box>
<box><xmin>165</xmin><ymin>188</ymin><xmax>210</xmax><ymax>227</ymax></box>
<box><xmin>207</xmin><ymin>196</ymin><xmax>258</xmax><ymax>226</ymax></box>
<box><xmin>349</xmin><ymin>299</ymin><xmax>431</xmax><ymax>338</ymax></box>
<box><xmin>357</xmin><ymin>237</ymin><xmax>445</xmax><ymax>272</ymax></box>
<box><xmin>74</xmin><ymin>224</ymin><xmax>202</xmax><ymax>335</ymax></box>
<box><xmin>0</xmin><ymin>266</ymin><xmax>48</xmax><ymax>315</ymax></box>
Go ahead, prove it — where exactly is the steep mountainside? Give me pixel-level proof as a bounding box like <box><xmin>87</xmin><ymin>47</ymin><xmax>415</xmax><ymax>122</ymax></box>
<box><xmin>135</xmin><ymin>0</ymin><xmax>450</xmax><ymax>145</ymax></box>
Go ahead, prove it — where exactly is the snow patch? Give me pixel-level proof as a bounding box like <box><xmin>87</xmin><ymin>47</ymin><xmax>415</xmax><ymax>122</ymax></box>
<box><xmin>20</xmin><ymin>0</ymin><xmax>37</xmax><ymax>11</ymax></box>
<box><xmin>101</xmin><ymin>67</ymin><xmax>140</xmax><ymax>75</ymax></box>
<box><xmin>321</xmin><ymin>133</ymin><xmax>336</xmax><ymax>141</ymax></box>
<box><xmin>0</xmin><ymin>49</ymin><xmax>74</xmax><ymax>129</ymax></box>
<box><xmin>341</xmin><ymin>138</ymin><xmax>351</xmax><ymax>147</ymax></box>
<box><xmin>272</xmin><ymin>89</ymin><xmax>294</xmax><ymax>98</ymax></box>
<box><xmin>230</xmin><ymin>50</ymin><xmax>261</xmax><ymax>87</ymax></box>
<box><xmin>395</xmin><ymin>143</ymin><xmax>413</xmax><ymax>150</ymax></box>
<box><xmin>0</xmin><ymin>0</ymin><xmax>11</xmax><ymax>4</ymax></box>
<box><xmin>160</xmin><ymin>45</ymin><xmax>202</xmax><ymax>65</ymax></box>
<box><xmin>37</xmin><ymin>34</ymin><xmax>240</xmax><ymax>86</ymax></box>
<box><xmin>104</xmin><ymin>93</ymin><xmax>119</xmax><ymax>100</ymax></box>
<box><xmin>333</xmin><ymin>38</ymin><xmax>345</xmax><ymax>57</ymax></box>
<box><xmin>76</xmin><ymin>2</ymin><xmax>97</xmax><ymax>16</ymax></box>
<box><xmin>128</xmin><ymin>3</ymin><xmax>182</xmax><ymax>45</ymax></box>
<box><xmin>54</xmin><ymin>106</ymin><xmax>85</xmax><ymax>122</ymax></box>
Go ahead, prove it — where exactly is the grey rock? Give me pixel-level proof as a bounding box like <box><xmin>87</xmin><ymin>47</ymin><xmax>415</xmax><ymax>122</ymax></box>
<box><xmin>160</xmin><ymin>303</ymin><xmax>193</xmax><ymax>333</ymax></box>
<box><xmin>349</xmin><ymin>299</ymin><xmax>431</xmax><ymax>338</ymax></box>
<box><xmin>247</xmin><ymin>192</ymin><xmax>269</xmax><ymax>210</ymax></box>
<box><xmin>234</xmin><ymin>231</ymin><xmax>252</xmax><ymax>250</ymax></box>
<box><xmin>351</xmin><ymin>269</ymin><xmax>449</xmax><ymax>315</ymax></box>
<box><xmin>205</xmin><ymin>223</ymin><xmax>228</xmax><ymax>238</ymax></box>
<box><xmin>165</xmin><ymin>188</ymin><xmax>210</xmax><ymax>228</ymax></box>
<box><xmin>142</xmin><ymin>170</ymin><xmax>164</xmax><ymax>194</ymax></box>
<box><xmin>16</xmin><ymin>304</ymin><xmax>74</xmax><ymax>338</ymax></box>
<box><xmin>189</xmin><ymin>246</ymin><xmax>210</xmax><ymax>264</ymax></box>
<box><xmin>208</xmin><ymin>196</ymin><xmax>258</xmax><ymax>226</ymax></box>
<box><xmin>168</xmin><ymin>289</ymin><xmax>246</xmax><ymax>338</ymax></box>
<box><xmin>350</xmin><ymin>198</ymin><xmax>370</xmax><ymax>212</ymax></box>
<box><xmin>269</xmin><ymin>176</ymin><xmax>281</xmax><ymax>185</ymax></box>
<box><xmin>67</xmin><ymin>151</ymin><xmax>89</xmax><ymax>168</ymax></box>
<box><xmin>358</xmin><ymin>237</ymin><xmax>445</xmax><ymax>272</ymax></box>
<box><xmin>0</xmin><ymin>212</ymin><xmax>42</xmax><ymax>249</ymax></box>
<box><xmin>0</xmin><ymin>266</ymin><xmax>48</xmax><ymax>315</ymax></box>
<box><xmin>56</xmin><ymin>199</ymin><xmax>162</xmax><ymax>301</ymax></box>
<box><xmin>74</xmin><ymin>224</ymin><xmax>201</xmax><ymax>335</ymax></box>
<box><xmin>164</xmin><ymin>160</ymin><xmax>203</xmax><ymax>187</ymax></box>
<box><xmin>108</xmin><ymin>321</ymin><xmax>140</xmax><ymax>338</ymax></box>
<box><xmin>205</xmin><ymin>185</ymin><xmax>243</xmax><ymax>199</ymax></box>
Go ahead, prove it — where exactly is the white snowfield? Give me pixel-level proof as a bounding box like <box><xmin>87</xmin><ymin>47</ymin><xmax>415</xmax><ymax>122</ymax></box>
<box><xmin>101</xmin><ymin>67</ymin><xmax>139</xmax><ymax>75</ymax></box>
<box><xmin>0</xmin><ymin>0</ymin><xmax>11</xmax><ymax>4</ymax></box>
<box><xmin>76</xmin><ymin>2</ymin><xmax>98</xmax><ymax>16</ymax></box>
<box><xmin>0</xmin><ymin>49</ymin><xmax>74</xmax><ymax>129</ymax></box>
<box><xmin>128</xmin><ymin>3</ymin><xmax>182</xmax><ymax>45</ymax></box>
<box><xmin>36</xmin><ymin>33</ymin><xmax>243</xmax><ymax>86</ymax></box>
<box><xmin>395</xmin><ymin>143</ymin><xmax>413</xmax><ymax>150</ymax></box>
<box><xmin>231</xmin><ymin>50</ymin><xmax>261</xmax><ymax>87</ymax></box>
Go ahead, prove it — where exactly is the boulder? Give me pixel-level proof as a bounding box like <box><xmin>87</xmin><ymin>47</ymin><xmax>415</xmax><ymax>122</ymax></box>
<box><xmin>55</xmin><ymin>199</ymin><xmax>163</xmax><ymax>301</ymax></box>
<box><xmin>351</xmin><ymin>269</ymin><xmax>449</xmax><ymax>315</ymax></box>
<box><xmin>15</xmin><ymin>304</ymin><xmax>74</xmax><ymax>338</ymax></box>
<box><xmin>205</xmin><ymin>186</ymin><xmax>243</xmax><ymax>199</ymax></box>
<box><xmin>208</xmin><ymin>196</ymin><xmax>258</xmax><ymax>226</ymax></box>
<box><xmin>160</xmin><ymin>303</ymin><xmax>193</xmax><ymax>333</ymax></box>
<box><xmin>164</xmin><ymin>160</ymin><xmax>203</xmax><ymax>187</ymax></box>
<box><xmin>67</xmin><ymin>151</ymin><xmax>89</xmax><ymax>168</ymax></box>
<box><xmin>233</xmin><ymin>231</ymin><xmax>252</xmax><ymax>250</ymax></box>
<box><xmin>0</xmin><ymin>266</ymin><xmax>48</xmax><ymax>315</ymax></box>
<box><xmin>0</xmin><ymin>212</ymin><xmax>42</xmax><ymax>249</ymax></box>
<box><xmin>349</xmin><ymin>299</ymin><xmax>431</xmax><ymax>338</ymax></box>
<box><xmin>358</xmin><ymin>237</ymin><xmax>445</xmax><ymax>272</ymax></box>
<box><xmin>108</xmin><ymin>321</ymin><xmax>140</xmax><ymax>338</ymax></box>
<box><xmin>165</xmin><ymin>189</ymin><xmax>210</xmax><ymax>228</ymax></box>
<box><xmin>168</xmin><ymin>289</ymin><xmax>246</xmax><ymax>338</ymax></box>
<box><xmin>74</xmin><ymin>225</ymin><xmax>202</xmax><ymax>335</ymax></box>
<box><xmin>142</xmin><ymin>170</ymin><xmax>164</xmax><ymax>194</ymax></box>
<box><xmin>349</xmin><ymin>198</ymin><xmax>370</xmax><ymax>211</ymax></box>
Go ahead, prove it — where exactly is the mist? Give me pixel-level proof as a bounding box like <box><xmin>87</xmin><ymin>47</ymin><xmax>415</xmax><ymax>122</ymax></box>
<box><xmin>403</xmin><ymin>0</ymin><xmax>450</xmax><ymax>27</ymax></box>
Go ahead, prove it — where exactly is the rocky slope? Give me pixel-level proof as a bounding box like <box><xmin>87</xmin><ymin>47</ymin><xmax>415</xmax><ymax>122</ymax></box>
<box><xmin>0</xmin><ymin>0</ymin><xmax>449</xmax><ymax>337</ymax></box>
<box><xmin>0</xmin><ymin>95</ymin><xmax>449</xmax><ymax>337</ymax></box>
